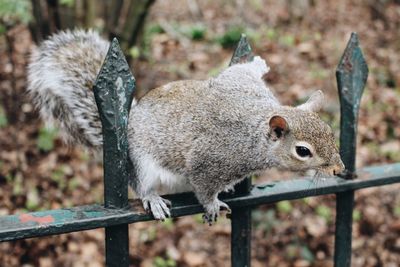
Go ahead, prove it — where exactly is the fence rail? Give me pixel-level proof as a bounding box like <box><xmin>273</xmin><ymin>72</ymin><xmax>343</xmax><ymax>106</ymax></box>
<box><xmin>0</xmin><ymin>33</ymin><xmax>399</xmax><ymax>267</ymax></box>
<box><xmin>0</xmin><ymin>163</ymin><xmax>399</xmax><ymax>243</ymax></box>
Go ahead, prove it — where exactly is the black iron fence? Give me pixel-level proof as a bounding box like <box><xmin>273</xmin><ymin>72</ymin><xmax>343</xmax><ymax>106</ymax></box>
<box><xmin>0</xmin><ymin>33</ymin><xmax>399</xmax><ymax>267</ymax></box>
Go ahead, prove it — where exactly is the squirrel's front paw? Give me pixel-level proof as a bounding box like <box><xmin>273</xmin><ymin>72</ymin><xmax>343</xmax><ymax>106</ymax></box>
<box><xmin>142</xmin><ymin>195</ymin><xmax>171</xmax><ymax>221</ymax></box>
<box><xmin>202</xmin><ymin>200</ymin><xmax>231</xmax><ymax>225</ymax></box>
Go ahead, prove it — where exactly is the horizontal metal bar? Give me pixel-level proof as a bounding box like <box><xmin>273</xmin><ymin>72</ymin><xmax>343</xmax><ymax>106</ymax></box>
<box><xmin>0</xmin><ymin>163</ymin><xmax>399</xmax><ymax>242</ymax></box>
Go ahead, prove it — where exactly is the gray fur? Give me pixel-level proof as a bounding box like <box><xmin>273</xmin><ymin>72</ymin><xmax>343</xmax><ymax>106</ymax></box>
<box><xmin>27</xmin><ymin>29</ymin><xmax>108</xmax><ymax>147</ymax></box>
<box><xmin>28</xmin><ymin>30</ymin><xmax>344</xmax><ymax>223</ymax></box>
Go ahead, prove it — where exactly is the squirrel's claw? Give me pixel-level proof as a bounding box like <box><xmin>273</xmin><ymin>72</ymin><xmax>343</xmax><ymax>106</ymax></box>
<box><xmin>218</xmin><ymin>200</ymin><xmax>231</xmax><ymax>213</ymax></box>
<box><xmin>202</xmin><ymin>199</ymin><xmax>231</xmax><ymax>225</ymax></box>
<box><xmin>142</xmin><ymin>195</ymin><xmax>171</xmax><ymax>221</ymax></box>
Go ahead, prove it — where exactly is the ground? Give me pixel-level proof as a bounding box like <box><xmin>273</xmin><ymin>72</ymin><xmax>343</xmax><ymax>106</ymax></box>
<box><xmin>0</xmin><ymin>0</ymin><xmax>399</xmax><ymax>266</ymax></box>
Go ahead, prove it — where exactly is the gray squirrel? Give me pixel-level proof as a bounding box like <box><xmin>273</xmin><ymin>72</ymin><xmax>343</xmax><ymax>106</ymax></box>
<box><xmin>27</xmin><ymin>30</ymin><xmax>344</xmax><ymax>223</ymax></box>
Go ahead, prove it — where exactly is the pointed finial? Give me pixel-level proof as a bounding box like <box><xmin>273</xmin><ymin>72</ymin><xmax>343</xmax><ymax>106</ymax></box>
<box><xmin>229</xmin><ymin>34</ymin><xmax>254</xmax><ymax>66</ymax></box>
<box><xmin>337</xmin><ymin>32</ymin><xmax>369</xmax><ymax>176</ymax></box>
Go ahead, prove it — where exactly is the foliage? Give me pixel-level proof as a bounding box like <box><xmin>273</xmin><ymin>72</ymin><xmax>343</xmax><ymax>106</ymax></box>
<box><xmin>140</xmin><ymin>23</ymin><xmax>165</xmax><ymax>59</ymax></box>
<box><xmin>162</xmin><ymin>218</ymin><xmax>174</xmax><ymax>230</ymax></box>
<box><xmin>279</xmin><ymin>34</ymin><xmax>296</xmax><ymax>47</ymax></box>
<box><xmin>285</xmin><ymin>243</ymin><xmax>315</xmax><ymax>263</ymax></box>
<box><xmin>182</xmin><ymin>24</ymin><xmax>207</xmax><ymax>40</ymax></box>
<box><xmin>266</xmin><ymin>28</ymin><xmax>278</xmax><ymax>41</ymax></box>
<box><xmin>215</xmin><ymin>25</ymin><xmax>244</xmax><ymax>48</ymax></box>
<box><xmin>51</xmin><ymin>166</ymin><xmax>67</xmax><ymax>190</ymax></box>
<box><xmin>59</xmin><ymin>0</ymin><xmax>75</xmax><ymax>8</ymax></box>
<box><xmin>316</xmin><ymin>205</ymin><xmax>332</xmax><ymax>222</ymax></box>
<box><xmin>128</xmin><ymin>46</ymin><xmax>141</xmax><ymax>59</ymax></box>
<box><xmin>26</xmin><ymin>187</ymin><xmax>40</xmax><ymax>210</ymax></box>
<box><xmin>12</xmin><ymin>173</ymin><xmax>23</xmax><ymax>195</ymax></box>
<box><xmin>352</xmin><ymin>209</ymin><xmax>362</xmax><ymax>222</ymax></box>
<box><xmin>394</xmin><ymin>204</ymin><xmax>400</xmax><ymax>218</ymax></box>
<box><xmin>0</xmin><ymin>105</ymin><xmax>8</xmax><ymax>128</ymax></box>
<box><xmin>37</xmin><ymin>127</ymin><xmax>58</xmax><ymax>152</ymax></box>
<box><xmin>0</xmin><ymin>0</ymin><xmax>32</xmax><ymax>26</ymax></box>
<box><xmin>153</xmin><ymin>256</ymin><xmax>176</xmax><ymax>267</ymax></box>
<box><xmin>277</xmin><ymin>200</ymin><xmax>293</xmax><ymax>213</ymax></box>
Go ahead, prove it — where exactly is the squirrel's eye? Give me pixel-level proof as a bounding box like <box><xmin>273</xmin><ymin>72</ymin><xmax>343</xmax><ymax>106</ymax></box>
<box><xmin>295</xmin><ymin>146</ymin><xmax>312</xmax><ymax>158</ymax></box>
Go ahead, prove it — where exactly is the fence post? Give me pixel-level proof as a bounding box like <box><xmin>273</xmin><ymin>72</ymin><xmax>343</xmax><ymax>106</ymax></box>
<box><xmin>230</xmin><ymin>34</ymin><xmax>254</xmax><ymax>267</ymax></box>
<box><xmin>334</xmin><ymin>32</ymin><xmax>368</xmax><ymax>267</ymax></box>
<box><xmin>93</xmin><ymin>38</ymin><xmax>136</xmax><ymax>267</ymax></box>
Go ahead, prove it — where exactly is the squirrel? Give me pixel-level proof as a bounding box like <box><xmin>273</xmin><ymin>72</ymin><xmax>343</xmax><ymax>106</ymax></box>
<box><xmin>27</xmin><ymin>30</ymin><xmax>345</xmax><ymax>223</ymax></box>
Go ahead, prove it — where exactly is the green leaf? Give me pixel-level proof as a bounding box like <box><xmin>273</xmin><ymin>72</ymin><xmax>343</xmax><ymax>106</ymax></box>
<box><xmin>0</xmin><ymin>24</ymin><xmax>5</xmax><ymax>35</ymax></box>
<box><xmin>182</xmin><ymin>24</ymin><xmax>206</xmax><ymax>40</ymax></box>
<box><xmin>277</xmin><ymin>200</ymin><xmax>293</xmax><ymax>213</ymax></box>
<box><xmin>216</xmin><ymin>26</ymin><xmax>244</xmax><ymax>48</ymax></box>
<box><xmin>147</xmin><ymin>23</ymin><xmax>164</xmax><ymax>34</ymax></box>
<box><xmin>0</xmin><ymin>106</ymin><xmax>8</xmax><ymax>128</ymax></box>
<box><xmin>352</xmin><ymin>209</ymin><xmax>362</xmax><ymax>221</ymax></box>
<box><xmin>279</xmin><ymin>34</ymin><xmax>295</xmax><ymax>47</ymax></box>
<box><xmin>300</xmin><ymin>246</ymin><xmax>315</xmax><ymax>262</ymax></box>
<box><xmin>37</xmin><ymin>127</ymin><xmax>58</xmax><ymax>151</ymax></box>
<box><xmin>12</xmin><ymin>174</ymin><xmax>23</xmax><ymax>195</ymax></box>
<box><xmin>316</xmin><ymin>205</ymin><xmax>332</xmax><ymax>222</ymax></box>
<box><xmin>128</xmin><ymin>46</ymin><xmax>140</xmax><ymax>59</ymax></box>
<box><xmin>153</xmin><ymin>256</ymin><xmax>165</xmax><ymax>267</ymax></box>
<box><xmin>194</xmin><ymin>213</ymin><xmax>204</xmax><ymax>224</ymax></box>
<box><xmin>394</xmin><ymin>205</ymin><xmax>400</xmax><ymax>218</ymax></box>
<box><xmin>51</xmin><ymin>166</ymin><xmax>67</xmax><ymax>189</ymax></box>
<box><xmin>26</xmin><ymin>187</ymin><xmax>40</xmax><ymax>210</ymax></box>
<box><xmin>0</xmin><ymin>0</ymin><xmax>32</xmax><ymax>25</ymax></box>
<box><xmin>153</xmin><ymin>256</ymin><xmax>176</xmax><ymax>267</ymax></box>
<box><xmin>59</xmin><ymin>0</ymin><xmax>75</xmax><ymax>7</ymax></box>
<box><xmin>5</xmin><ymin>173</ymin><xmax>13</xmax><ymax>183</ymax></box>
<box><xmin>161</xmin><ymin>218</ymin><xmax>174</xmax><ymax>230</ymax></box>
<box><xmin>68</xmin><ymin>177</ymin><xmax>80</xmax><ymax>190</ymax></box>
<box><xmin>266</xmin><ymin>28</ymin><xmax>277</xmax><ymax>40</ymax></box>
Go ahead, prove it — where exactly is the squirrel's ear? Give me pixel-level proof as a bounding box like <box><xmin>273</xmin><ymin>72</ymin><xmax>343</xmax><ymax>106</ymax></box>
<box><xmin>269</xmin><ymin>115</ymin><xmax>288</xmax><ymax>140</ymax></box>
<box><xmin>297</xmin><ymin>90</ymin><xmax>324</xmax><ymax>112</ymax></box>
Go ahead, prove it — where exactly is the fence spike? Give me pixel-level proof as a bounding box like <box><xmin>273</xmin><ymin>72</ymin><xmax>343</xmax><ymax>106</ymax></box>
<box><xmin>336</xmin><ymin>32</ymin><xmax>368</xmax><ymax>175</ymax></box>
<box><xmin>229</xmin><ymin>34</ymin><xmax>254</xmax><ymax>66</ymax></box>
<box><xmin>230</xmin><ymin>34</ymin><xmax>253</xmax><ymax>267</ymax></box>
<box><xmin>93</xmin><ymin>37</ymin><xmax>135</xmax><ymax>267</ymax></box>
<box><xmin>334</xmin><ymin>32</ymin><xmax>368</xmax><ymax>267</ymax></box>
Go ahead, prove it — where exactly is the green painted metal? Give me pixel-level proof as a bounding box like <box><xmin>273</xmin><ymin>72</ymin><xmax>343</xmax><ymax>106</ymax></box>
<box><xmin>229</xmin><ymin>34</ymin><xmax>253</xmax><ymax>267</ymax></box>
<box><xmin>337</xmin><ymin>32</ymin><xmax>368</xmax><ymax>176</ymax></box>
<box><xmin>229</xmin><ymin>34</ymin><xmax>254</xmax><ymax>66</ymax></box>
<box><xmin>1</xmin><ymin>163</ymin><xmax>399</xmax><ymax>242</ymax></box>
<box><xmin>334</xmin><ymin>32</ymin><xmax>368</xmax><ymax>267</ymax></box>
<box><xmin>93</xmin><ymin>38</ymin><xmax>135</xmax><ymax>267</ymax></box>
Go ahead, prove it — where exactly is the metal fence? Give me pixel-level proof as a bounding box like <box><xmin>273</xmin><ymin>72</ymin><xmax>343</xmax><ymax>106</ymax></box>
<box><xmin>1</xmin><ymin>33</ymin><xmax>399</xmax><ymax>267</ymax></box>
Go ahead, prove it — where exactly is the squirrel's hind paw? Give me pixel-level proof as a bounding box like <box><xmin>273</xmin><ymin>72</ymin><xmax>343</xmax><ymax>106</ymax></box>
<box><xmin>142</xmin><ymin>195</ymin><xmax>171</xmax><ymax>221</ymax></box>
<box><xmin>202</xmin><ymin>200</ymin><xmax>231</xmax><ymax>225</ymax></box>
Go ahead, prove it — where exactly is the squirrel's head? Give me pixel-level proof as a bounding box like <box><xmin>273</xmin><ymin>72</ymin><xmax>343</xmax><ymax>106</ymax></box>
<box><xmin>268</xmin><ymin>90</ymin><xmax>345</xmax><ymax>176</ymax></box>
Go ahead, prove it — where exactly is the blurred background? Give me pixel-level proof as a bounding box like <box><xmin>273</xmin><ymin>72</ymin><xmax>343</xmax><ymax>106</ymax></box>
<box><xmin>0</xmin><ymin>0</ymin><xmax>399</xmax><ymax>266</ymax></box>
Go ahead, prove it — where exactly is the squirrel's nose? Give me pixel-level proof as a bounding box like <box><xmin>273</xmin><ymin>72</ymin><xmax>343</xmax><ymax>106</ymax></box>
<box><xmin>332</xmin><ymin>161</ymin><xmax>345</xmax><ymax>176</ymax></box>
<box><xmin>329</xmin><ymin>155</ymin><xmax>345</xmax><ymax>176</ymax></box>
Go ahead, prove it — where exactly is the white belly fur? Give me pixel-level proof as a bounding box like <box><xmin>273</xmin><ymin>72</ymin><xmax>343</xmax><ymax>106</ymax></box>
<box><xmin>137</xmin><ymin>153</ymin><xmax>192</xmax><ymax>195</ymax></box>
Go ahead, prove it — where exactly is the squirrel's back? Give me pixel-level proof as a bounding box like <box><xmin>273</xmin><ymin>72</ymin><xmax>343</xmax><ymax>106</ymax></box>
<box><xmin>27</xmin><ymin>30</ymin><xmax>109</xmax><ymax>147</ymax></box>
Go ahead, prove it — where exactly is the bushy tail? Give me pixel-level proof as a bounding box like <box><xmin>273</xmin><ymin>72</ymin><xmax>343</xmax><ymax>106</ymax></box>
<box><xmin>27</xmin><ymin>30</ymin><xmax>110</xmax><ymax>148</ymax></box>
